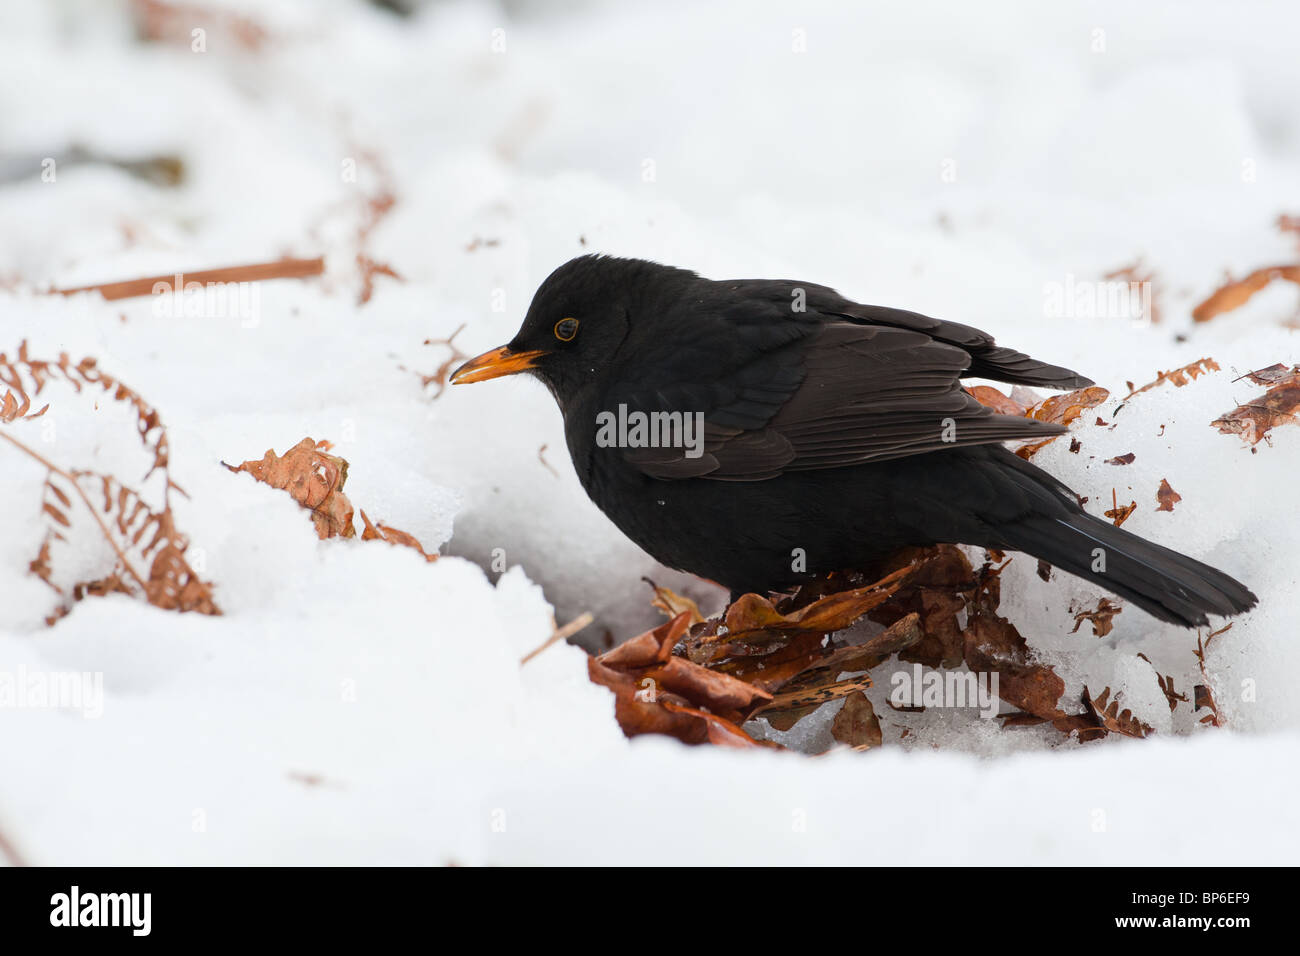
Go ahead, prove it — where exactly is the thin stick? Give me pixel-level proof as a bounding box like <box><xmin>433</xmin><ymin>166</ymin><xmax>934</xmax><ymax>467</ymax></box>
<box><xmin>0</xmin><ymin>430</ymin><xmax>148</xmax><ymax>592</ymax></box>
<box><xmin>52</xmin><ymin>256</ymin><xmax>326</xmax><ymax>301</ymax></box>
<box><xmin>0</xmin><ymin>822</ymin><xmax>28</xmax><ymax>867</ymax></box>
<box><xmin>521</xmin><ymin>612</ymin><xmax>594</xmax><ymax>665</ymax></box>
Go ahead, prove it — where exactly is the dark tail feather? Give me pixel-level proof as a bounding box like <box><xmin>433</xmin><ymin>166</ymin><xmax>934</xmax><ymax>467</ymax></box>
<box><xmin>964</xmin><ymin>345</ymin><xmax>1095</xmax><ymax>390</ymax></box>
<box><xmin>1004</xmin><ymin>512</ymin><xmax>1257</xmax><ymax>628</ymax></box>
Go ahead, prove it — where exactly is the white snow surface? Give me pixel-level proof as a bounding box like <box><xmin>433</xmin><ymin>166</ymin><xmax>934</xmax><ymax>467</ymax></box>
<box><xmin>1</xmin><ymin>0</ymin><xmax>1299</xmax><ymax>864</ymax></box>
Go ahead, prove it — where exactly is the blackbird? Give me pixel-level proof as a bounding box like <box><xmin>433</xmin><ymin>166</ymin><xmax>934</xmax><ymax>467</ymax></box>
<box><xmin>451</xmin><ymin>255</ymin><xmax>1256</xmax><ymax>628</ymax></box>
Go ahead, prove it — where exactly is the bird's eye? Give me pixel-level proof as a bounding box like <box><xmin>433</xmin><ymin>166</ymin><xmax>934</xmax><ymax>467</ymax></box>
<box><xmin>554</xmin><ymin>317</ymin><xmax>580</xmax><ymax>342</ymax></box>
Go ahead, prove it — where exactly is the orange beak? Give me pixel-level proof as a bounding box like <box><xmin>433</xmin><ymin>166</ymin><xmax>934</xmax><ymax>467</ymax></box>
<box><xmin>450</xmin><ymin>345</ymin><xmax>546</xmax><ymax>385</ymax></box>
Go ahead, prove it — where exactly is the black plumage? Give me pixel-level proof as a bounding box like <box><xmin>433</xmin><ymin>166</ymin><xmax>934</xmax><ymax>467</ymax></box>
<box><xmin>451</xmin><ymin>255</ymin><xmax>1256</xmax><ymax>628</ymax></box>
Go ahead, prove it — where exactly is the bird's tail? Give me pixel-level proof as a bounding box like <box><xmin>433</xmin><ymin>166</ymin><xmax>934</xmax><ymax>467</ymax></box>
<box><xmin>1002</xmin><ymin>510</ymin><xmax>1257</xmax><ymax>628</ymax></box>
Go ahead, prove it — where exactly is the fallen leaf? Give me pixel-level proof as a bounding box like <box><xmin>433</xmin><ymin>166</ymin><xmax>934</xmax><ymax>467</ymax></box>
<box><xmin>226</xmin><ymin>437</ymin><xmax>354</xmax><ymax>539</ymax></box>
<box><xmin>1155</xmin><ymin>478</ymin><xmax>1182</xmax><ymax>512</ymax></box>
<box><xmin>831</xmin><ymin>691</ymin><xmax>883</xmax><ymax>750</ymax></box>
<box><xmin>1123</xmin><ymin>358</ymin><xmax>1221</xmax><ymax>401</ymax></box>
<box><xmin>645</xmin><ymin>579</ymin><xmax>707</xmax><ymax>626</ymax></box>
<box><xmin>1137</xmin><ymin>653</ymin><xmax>1188</xmax><ymax>713</ymax></box>
<box><xmin>1016</xmin><ymin>386</ymin><xmax>1111</xmax><ymax>459</ymax></box>
<box><xmin>967</xmin><ymin>385</ymin><xmax>1027</xmax><ymax>416</ymax></box>
<box><xmin>1192</xmin><ymin>264</ymin><xmax>1300</xmax><ymax>323</ymax></box>
<box><xmin>1071</xmin><ymin>597</ymin><xmax>1123</xmax><ymax>637</ymax></box>
<box><xmin>359</xmin><ymin>509</ymin><xmax>436</xmax><ymax>562</ymax></box>
<box><xmin>1213</xmin><ymin>364</ymin><xmax>1300</xmax><ymax>446</ymax></box>
<box><xmin>1081</xmin><ymin>686</ymin><xmax>1152</xmax><ymax>738</ymax></box>
<box><xmin>588</xmin><ymin>612</ymin><xmax>776</xmax><ymax>746</ymax></box>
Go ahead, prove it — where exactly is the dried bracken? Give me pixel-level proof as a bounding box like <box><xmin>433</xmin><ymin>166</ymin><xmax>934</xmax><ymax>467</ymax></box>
<box><xmin>226</xmin><ymin>438</ymin><xmax>356</xmax><ymax>539</ymax></box>
<box><xmin>413</xmin><ymin>324</ymin><xmax>468</xmax><ymax>399</ymax></box>
<box><xmin>587</xmin><ymin>613</ymin><xmax>778</xmax><ymax>747</ymax></box>
<box><xmin>1137</xmin><ymin>653</ymin><xmax>1189</xmax><ymax>713</ymax></box>
<box><xmin>969</xmin><ymin>384</ymin><xmax>1110</xmax><ymax>460</ymax></box>
<box><xmin>1</xmin><ymin>341</ymin><xmax>218</xmax><ymax>621</ymax></box>
<box><xmin>226</xmin><ymin>437</ymin><xmax>440</xmax><ymax>560</ymax></box>
<box><xmin>359</xmin><ymin>510</ymin><xmax>437</xmax><ymax>563</ymax></box>
<box><xmin>1192</xmin><ymin>623</ymin><xmax>1233</xmax><ymax>727</ymax></box>
<box><xmin>1192</xmin><ymin>265</ymin><xmax>1300</xmax><ymax>323</ymax></box>
<box><xmin>594</xmin><ymin>543</ymin><xmax>1159</xmax><ymax>750</ymax></box>
<box><xmin>1156</xmin><ymin>478</ymin><xmax>1182</xmax><ymax>512</ymax></box>
<box><xmin>308</xmin><ymin>145</ymin><xmax>402</xmax><ymax>305</ymax></box>
<box><xmin>831</xmin><ymin>691</ymin><xmax>883</xmax><ymax>750</ymax></box>
<box><xmin>1071</xmin><ymin>597</ymin><xmax>1123</xmax><ymax>637</ymax></box>
<box><xmin>1081</xmin><ymin>686</ymin><xmax>1152</xmax><ymax>739</ymax></box>
<box><xmin>131</xmin><ymin>0</ymin><xmax>270</xmax><ymax>52</ymax></box>
<box><xmin>1212</xmin><ymin>363</ymin><xmax>1300</xmax><ymax>446</ymax></box>
<box><xmin>1122</xmin><ymin>358</ymin><xmax>1221</xmax><ymax>401</ymax></box>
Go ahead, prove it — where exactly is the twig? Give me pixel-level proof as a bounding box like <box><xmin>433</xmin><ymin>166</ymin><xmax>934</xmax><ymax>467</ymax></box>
<box><xmin>521</xmin><ymin>612</ymin><xmax>594</xmax><ymax>665</ymax></box>
<box><xmin>0</xmin><ymin>821</ymin><xmax>29</xmax><ymax>867</ymax></box>
<box><xmin>52</xmin><ymin>256</ymin><xmax>325</xmax><ymax>301</ymax></box>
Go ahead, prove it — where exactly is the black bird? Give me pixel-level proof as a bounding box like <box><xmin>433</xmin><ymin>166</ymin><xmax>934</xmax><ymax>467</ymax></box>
<box><xmin>451</xmin><ymin>255</ymin><xmax>1256</xmax><ymax>628</ymax></box>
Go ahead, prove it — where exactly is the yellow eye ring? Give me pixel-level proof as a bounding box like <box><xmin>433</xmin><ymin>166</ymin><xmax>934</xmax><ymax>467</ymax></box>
<box><xmin>554</xmin><ymin>317</ymin><xmax>579</xmax><ymax>341</ymax></box>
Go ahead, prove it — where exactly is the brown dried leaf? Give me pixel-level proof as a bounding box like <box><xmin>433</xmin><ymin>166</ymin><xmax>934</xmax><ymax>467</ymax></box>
<box><xmin>1</xmin><ymin>342</ymin><xmax>172</xmax><ymax>485</ymax></box>
<box><xmin>588</xmin><ymin>612</ymin><xmax>775</xmax><ymax>746</ymax></box>
<box><xmin>1026</xmin><ymin>386</ymin><xmax>1112</xmax><ymax>427</ymax></box>
<box><xmin>1137</xmin><ymin>653</ymin><xmax>1188</xmax><ymax>712</ymax></box>
<box><xmin>831</xmin><ymin>691</ymin><xmax>883</xmax><ymax>750</ymax></box>
<box><xmin>358</xmin><ymin>509</ymin><xmax>436</xmax><ymax>562</ymax></box>
<box><xmin>1212</xmin><ymin>364</ymin><xmax>1300</xmax><ymax>446</ymax></box>
<box><xmin>967</xmin><ymin>386</ymin><xmax>1027</xmax><ymax>416</ymax></box>
<box><xmin>227</xmin><ymin>437</ymin><xmax>355</xmax><ymax>539</ymax></box>
<box><xmin>1082</xmin><ymin>686</ymin><xmax>1152</xmax><ymax>738</ymax></box>
<box><xmin>1123</xmin><ymin>358</ymin><xmax>1220</xmax><ymax>400</ymax></box>
<box><xmin>645</xmin><ymin>579</ymin><xmax>707</xmax><ymax>626</ymax></box>
<box><xmin>1155</xmin><ymin>478</ymin><xmax>1182</xmax><ymax>512</ymax></box>
<box><xmin>1192</xmin><ymin>265</ymin><xmax>1300</xmax><ymax>323</ymax></box>
<box><xmin>717</xmin><ymin>563</ymin><xmax>913</xmax><ymax>644</ymax></box>
<box><xmin>20</xmin><ymin>462</ymin><xmax>218</xmax><ymax>618</ymax></box>
<box><xmin>1015</xmin><ymin>386</ymin><xmax>1111</xmax><ymax>459</ymax></box>
<box><xmin>1071</xmin><ymin>597</ymin><xmax>1123</xmax><ymax>637</ymax></box>
<box><xmin>965</xmin><ymin>607</ymin><xmax>1064</xmax><ymax>722</ymax></box>
<box><xmin>754</xmin><ymin>674</ymin><xmax>873</xmax><ymax>717</ymax></box>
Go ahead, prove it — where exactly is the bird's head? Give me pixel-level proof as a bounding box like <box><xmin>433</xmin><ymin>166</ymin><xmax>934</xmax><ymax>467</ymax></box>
<box><xmin>450</xmin><ymin>255</ymin><xmax>692</xmax><ymax>406</ymax></box>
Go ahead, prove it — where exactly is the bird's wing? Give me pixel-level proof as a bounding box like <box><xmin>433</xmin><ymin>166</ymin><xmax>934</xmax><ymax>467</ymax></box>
<box><xmin>826</xmin><ymin>301</ymin><xmax>1094</xmax><ymax>388</ymax></box>
<box><xmin>609</xmin><ymin>321</ymin><xmax>1071</xmax><ymax>481</ymax></box>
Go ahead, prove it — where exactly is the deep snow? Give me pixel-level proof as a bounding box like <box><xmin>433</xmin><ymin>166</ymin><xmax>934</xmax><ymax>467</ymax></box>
<box><xmin>1</xmin><ymin>0</ymin><xmax>1299</xmax><ymax>864</ymax></box>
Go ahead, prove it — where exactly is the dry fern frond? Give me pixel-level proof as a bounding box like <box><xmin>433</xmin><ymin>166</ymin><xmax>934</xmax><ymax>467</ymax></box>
<box><xmin>2</xmin><ymin>341</ymin><xmax>218</xmax><ymax>622</ymax></box>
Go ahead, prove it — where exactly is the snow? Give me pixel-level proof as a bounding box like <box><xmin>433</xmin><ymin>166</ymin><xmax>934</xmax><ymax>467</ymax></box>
<box><xmin>1</xmin><ymin>0</ymin><xmax>1299</xmax><ymax>864</ymax></box>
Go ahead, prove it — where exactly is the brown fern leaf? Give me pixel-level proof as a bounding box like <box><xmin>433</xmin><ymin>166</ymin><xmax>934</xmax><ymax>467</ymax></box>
<box><xmin>1</xmin><ymin>341</ymin><xmax>174</xmax><ymax>489</ymax></box>
<box><xmin>33</xmin><ymin>469</ymin><xmax>219</xmax><ymax>617</ymax></box>
<box><xmin>225</xmin><ymin>437</ymin><xmax>355</xmax><ymax>539</ymax></box>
